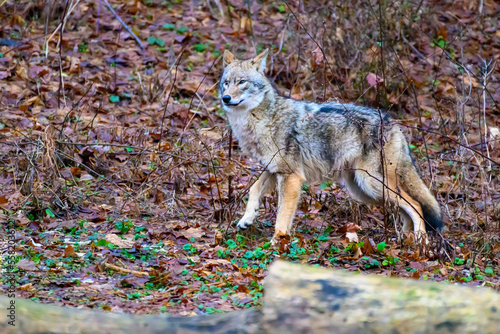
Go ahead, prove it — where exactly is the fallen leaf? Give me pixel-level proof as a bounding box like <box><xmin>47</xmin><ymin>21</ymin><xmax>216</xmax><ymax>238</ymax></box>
<box><xmin>490</xmin><ymin>127</ymin><xmax>499</xmax><ymax>141</ymax></box>
<box><xmin>64</xmin><ymin>245</ymin><xmax>77</xmax><ymax>257</ymax></box>
<box><xmin>17</xmin><ymin>259</ymin><xmax>37</xmax><ymax>271</ymax></box>
<box><xmin>80</xmin><ymin>173</ymin><xmax>93</xmax><ymax>181</ymax></box>
<box><xmin>362</xmin><ymin>237</ymin><xmax>375</xmax><ymax>255</ymax></box>
<box><xmin>346</xmin><ymin>231</ymin><xmax>359</xmax><ymax>243</ymax></box>
<box><xmin>105</xmin><ymin>234</ymin><xmax>134</xmax><ymax>248</ymax></box>
<box><xmin>18</xmin><ymin>283</ymin><xmax>33</xmax><ymax>291</ymax></box>
<box><xmin>0</xmin><ymin>71</ymin><xmax>10</xmax><ymax>79</ymax></box>
<box><xmin>184</xmin><ymin>227</ymin><xmax>204</xmax><ymax>239</ymax></box>
<box><xmin>366</xmin><ymin>73</ymin><xmax>384</xmax><ymax>88</ymax></box>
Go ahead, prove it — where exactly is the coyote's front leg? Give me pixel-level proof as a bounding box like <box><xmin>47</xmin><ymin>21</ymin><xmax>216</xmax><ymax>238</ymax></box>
<box><xmin>272</xmin><ymin>173</ymin><xmax>304</xmax><ymax>245</ymax></box>
<box><xmin>237</xmin><ymin>171</ymin><xmax>276</xmax><ymax>229</ymax></box>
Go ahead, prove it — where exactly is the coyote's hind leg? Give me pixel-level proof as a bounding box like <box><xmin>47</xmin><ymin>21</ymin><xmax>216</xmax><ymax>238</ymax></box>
<box><xmin>345</xmin><ymin>165</ymin><xmax>428</xmax><ymax>244</ymax></box>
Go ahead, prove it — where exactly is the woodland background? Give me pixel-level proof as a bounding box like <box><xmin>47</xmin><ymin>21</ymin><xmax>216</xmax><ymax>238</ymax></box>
<box><xmin>0</xmin><ymin>0</ymin><xmax>499</xmax><ymax>316</ymax></box>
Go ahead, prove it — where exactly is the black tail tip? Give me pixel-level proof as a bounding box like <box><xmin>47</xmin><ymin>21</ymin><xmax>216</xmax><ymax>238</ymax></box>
<box><xmin>422</xmin><ymin>204</ymin><xmax>443</xmax><ymax>234</ymax></box>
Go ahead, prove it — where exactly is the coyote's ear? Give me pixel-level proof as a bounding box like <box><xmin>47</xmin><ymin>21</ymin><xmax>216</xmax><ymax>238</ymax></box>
<box><xmin>223</xmin><ymin>50</ymin><xmax>236</xmax><ymax>67</ymax></box>
<box><xmin>251</xmin><ymin>49</ymin><xmax>269</xmax><ymax>73</ymax></box>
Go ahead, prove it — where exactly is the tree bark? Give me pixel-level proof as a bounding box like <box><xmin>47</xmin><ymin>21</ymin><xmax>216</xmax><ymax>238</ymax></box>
<box><xmin>1</xmin><ymin>261</ymin><xmax>499</xmax><ymax>334</ymax></box>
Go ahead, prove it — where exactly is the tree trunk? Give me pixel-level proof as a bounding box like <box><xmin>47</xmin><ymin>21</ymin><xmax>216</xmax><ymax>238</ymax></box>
<box><xmin>1</xmin><ymin>261</ymin><xmax>499</xmax><ymax>334</ymax></box>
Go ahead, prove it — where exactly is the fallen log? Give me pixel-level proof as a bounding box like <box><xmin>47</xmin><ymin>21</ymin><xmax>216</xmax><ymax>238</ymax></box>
<box><xmin>1</xmin><ymin>261</ymin><xmax>499</xmax><ymax>334</ymax></box>
<box><xmin>0</xmin><ymin>297</ymin><xmax>262</xmax><ymax>334</ymax></box>
<box><xmin>262</xmin><ymin>261</ymin><xmax>500</xmax><ymax>334</ymax></box>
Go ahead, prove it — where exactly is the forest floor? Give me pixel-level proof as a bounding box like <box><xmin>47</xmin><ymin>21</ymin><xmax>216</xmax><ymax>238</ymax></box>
<box><xmin>0</xmin><ymin>0</ymin><xmax>500</xmax><ymax>316</ymax></box>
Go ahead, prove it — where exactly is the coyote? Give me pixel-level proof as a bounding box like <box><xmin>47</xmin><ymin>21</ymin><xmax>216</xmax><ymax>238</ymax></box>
<box><xmin>220</xmin><ymin>49</ymin><xmax>442</xmax><ymax>244</ymax></box>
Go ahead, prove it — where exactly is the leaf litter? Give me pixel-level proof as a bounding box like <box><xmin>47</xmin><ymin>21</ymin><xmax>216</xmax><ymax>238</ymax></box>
<box><xmin>0</xmin><ymin>0</ymin><xmax>499</xmax><ymax>316</ymax></box>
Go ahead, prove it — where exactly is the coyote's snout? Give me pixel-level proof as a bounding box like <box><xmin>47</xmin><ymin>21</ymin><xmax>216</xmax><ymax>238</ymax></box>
<box><xmin>220</xmin><ymin>49</ymin><xmax>443</xmax><ymax>245</ymax></box>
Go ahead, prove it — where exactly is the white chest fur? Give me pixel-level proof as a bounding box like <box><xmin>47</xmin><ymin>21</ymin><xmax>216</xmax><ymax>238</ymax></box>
<box><xmin>227</xmin><ymin>112</ymin><xmax>280</xmax><ymax>173</ymax></box>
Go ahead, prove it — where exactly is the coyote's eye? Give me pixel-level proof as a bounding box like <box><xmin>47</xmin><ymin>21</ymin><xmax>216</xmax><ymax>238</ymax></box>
<box><xmin>224</xmin><ymin>80</ymin><xmax>229</xmax><ymax>86</ymax></box>
<box><xmin>239</xmin><ymin>80</ymin><xmax>246</xmax><ymax>85</ymax></box>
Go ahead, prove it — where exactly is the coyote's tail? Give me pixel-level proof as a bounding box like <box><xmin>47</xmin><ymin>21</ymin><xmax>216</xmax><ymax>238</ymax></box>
<box><xmin>420</xmin><ymin>197</ymin><xmax>443</xmax><ymax>234</ymax></box>
<box><xmin>403</xmin><ymin>166</ymin><xmax>443</xmax><ymax>234</ymax></box>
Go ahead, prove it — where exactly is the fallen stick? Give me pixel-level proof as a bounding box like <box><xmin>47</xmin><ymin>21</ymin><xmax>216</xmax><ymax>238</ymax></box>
<box><xmin>103</xmin><ymin>263</ymin><xmax>148</xmax><ymax>277</ymax></box>
<box><xmin>103</xmin><ymin>0</ymin><xmax>144</xmax><ymax>49</ymax></box>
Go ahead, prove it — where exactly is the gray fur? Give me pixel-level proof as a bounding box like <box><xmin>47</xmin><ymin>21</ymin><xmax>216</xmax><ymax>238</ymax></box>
<box><xmin>220</xmin><ymin>50</ymin><xmax>442</xmax><ymax>244</ymax></box>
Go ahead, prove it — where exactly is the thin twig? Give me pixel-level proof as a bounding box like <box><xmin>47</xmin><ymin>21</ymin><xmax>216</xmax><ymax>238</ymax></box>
<box><xmin>181</xmin><ymin>55</ymin><xmax>222</xmax><ymax>133</ymax></box>
<box><xmin>58</xmin><ymin>83</ymin><xmax>94</xmax><ymax>140</ymax></box>
<box><xmin>57</xmin><ymin>0</ymin><xmax>71</xmax><ymax>109</ymax></box>
<box><xmin>103</xmin><ymin>0</ymin><xmax>144</xmax><ymax>49</ymax></box>
<box><xmin>96</xmin><ymin>0</ymin><xmax>102</xmax><ymax>33</ymax></box>
<box><xmin>404</xmin><ymin>125</ymin><xmax>499</xmax><ymax>167</ymax></box>
<box><xmin>159</xmin><ymin>51</ymin><xmax>183</xmax><ymax>150</ymax></box>
<box><xmin>44</xmin><ymin>0</ymin><xmax>81</xmax><ymax>58</ymax></box>
<box><xmin>282</xmin><ymin>0</ymin><xmax>346</xmax><ymax>100</ymax></box>
<box><xmin>376</xmin><ymin>0</ymin><xmax>388</xmax><ymax>240</ymax></box>
<box><xmin>227</xmin><ymin>129</ymin><xmax>233</xmax><ymax>225</ymax></box>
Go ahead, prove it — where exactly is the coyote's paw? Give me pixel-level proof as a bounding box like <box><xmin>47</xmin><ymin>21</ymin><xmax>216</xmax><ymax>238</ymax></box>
<box><xmin>403</xmin><ymin>231</ymin><xmax>429</xmax><ymax>246</ymax></box>
<box><xmin>271</xmin><ymin>232</ymin><xmax>291</xmax><ymax>249</ymax></box>
<box><xmin>270</xmin><ymin>236</ymin><xmax>279</xmax><ymax>247</ymax></box>
<box><xmin>236</xmin><ymin>220</ymin><xmax>253</xmax><ymax>230</ymax></box>
<box><xmin>418</xmin><ymin>232</ymin><xmax>429</xmax><ymax>246</ymax></box>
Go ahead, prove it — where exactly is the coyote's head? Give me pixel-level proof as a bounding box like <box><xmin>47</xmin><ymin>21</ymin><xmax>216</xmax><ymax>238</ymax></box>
<box><xmin>220</xmin><ymin>49</ymin><xmax>270</xmax><ymax>112</ymax></box>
